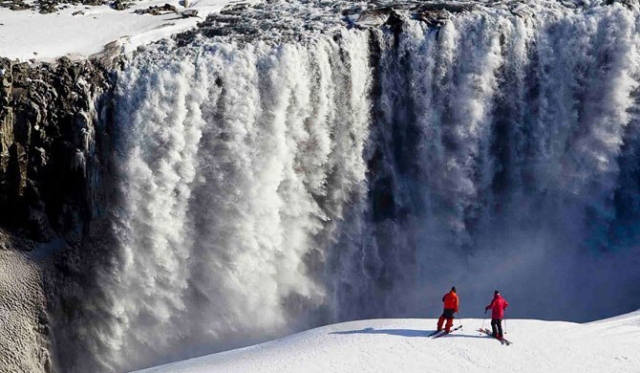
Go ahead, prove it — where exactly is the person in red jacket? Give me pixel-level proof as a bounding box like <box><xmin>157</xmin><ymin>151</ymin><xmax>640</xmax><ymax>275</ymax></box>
<box><xmin>437</xmin><ymin>287</ymin><xmax>459</xmax><ymax>333</ymax></box>
<box><xmin>485</xmin><ymin>290</ymin><xmax>509</xmax><ymax>339</ymax></box>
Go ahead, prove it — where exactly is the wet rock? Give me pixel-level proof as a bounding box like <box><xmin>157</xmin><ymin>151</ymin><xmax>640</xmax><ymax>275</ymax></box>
<box><xmin>383</xmin><ymin>8</ymin><xmax>404</xmax><ymax>33</ymax></box>
<box><xmin>415</xmin><ymin>9</ymin><xmax>450</xmax><ymax>27</ymax></box>
<box><xmin>604</xmin><ymin>0</ymin><xmax>637</xmax><ymax>8</ymax></box>
<box><xmin>356</xmin><ymin>8</ymin><xmax>391</xmax><ymax>27</ymax></box>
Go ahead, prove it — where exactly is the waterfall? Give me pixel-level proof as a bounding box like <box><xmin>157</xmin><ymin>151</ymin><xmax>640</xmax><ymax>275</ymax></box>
<box><xmin>98</xmin><ymin>31</ymin><xmax>372</xmax><ymax>371</ymax></box>
<box><xmin>62</xmin><ymin>2</ymin><xmax>640</xmax><ymax>371</ymax></box>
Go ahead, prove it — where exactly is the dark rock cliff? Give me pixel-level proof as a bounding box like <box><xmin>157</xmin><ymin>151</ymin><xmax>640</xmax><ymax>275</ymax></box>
<box><xmin>0</xmin><ymin>57</ymin><xmax>114</xmax><ymax>244</ymax></box>
<box><xmin>0</xmin><ymin>57</ymin><xmax>115</xmax><ymax>373</ymax></box>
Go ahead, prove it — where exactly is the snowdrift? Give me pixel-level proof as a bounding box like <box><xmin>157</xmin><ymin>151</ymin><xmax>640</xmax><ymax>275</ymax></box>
<box><xmin>134</xmin><ymin>311</ymin><xmax>640</xmax><ymax>373</ymax></box>
<box><xmin>0</xmin><ymin>0</ymin><xmax>254</xmax><ymax>61</ymax></box>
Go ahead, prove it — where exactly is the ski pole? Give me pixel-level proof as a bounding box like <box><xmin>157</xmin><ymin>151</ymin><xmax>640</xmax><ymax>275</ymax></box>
<box><xmin>457</xmin><ymin>312</ymin><xmax>463</xmax><ymax>328</ymax></box>
<box><xmin>504</xmin><ymin>313</ymin><xmax>507</xmax><ymax>335</ymax></box>
<box><xmin>481</xmin><ymin>312</ymin><xmax>486</xmax><ymax>330</ymax></box>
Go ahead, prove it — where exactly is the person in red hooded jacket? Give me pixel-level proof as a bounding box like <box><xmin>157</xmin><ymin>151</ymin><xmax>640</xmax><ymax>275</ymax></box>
<box><xmin>437</xmin><ymin>287</ymin><xmax>459</xmax><ymax>333</ymax></box>
<box><xmin>485</xmin><ymin>290</ymin><xmax>509</xmax><ymax>339</ymax></box>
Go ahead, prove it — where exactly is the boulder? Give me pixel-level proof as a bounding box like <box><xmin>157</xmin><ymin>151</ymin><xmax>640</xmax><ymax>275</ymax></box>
<box><xmin>110</xmin><ymin>0</ymin><xmax>130</xmax><ymax>10</ymax></box>
<box><xmin>134</xmin><ymin>3</ymin><xmax>178</xmax><ymax>15</ymax></box>
<box><xmin>181</xmin><ymin>8</ymin><xmax>198</xmax><ymax>18</ymax></box>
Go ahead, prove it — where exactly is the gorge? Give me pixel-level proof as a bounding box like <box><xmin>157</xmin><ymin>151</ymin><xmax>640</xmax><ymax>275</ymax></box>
<box><xmin>1</xmin><ymin>1</ymin><xmax>640</xmax><ymax>372</ymax></box>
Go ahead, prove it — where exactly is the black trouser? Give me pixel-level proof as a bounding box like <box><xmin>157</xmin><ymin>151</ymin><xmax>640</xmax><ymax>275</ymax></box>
<box><xmin>491</xmin><ymin>318</ymin><xmax>503</xmax><ymax>336</ymax></box>
<box><xmin>437</xmin><ymin>308</ymin><xmax>456</xmax><ymax>331</ymax></box>
<box><xmin>441</xmin><ymin>308</ymin><xmax>455</xmax><ymax>319</ymax></box>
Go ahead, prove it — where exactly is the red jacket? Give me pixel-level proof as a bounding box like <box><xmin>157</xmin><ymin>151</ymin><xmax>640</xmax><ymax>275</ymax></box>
<box><xmin>442</xmin><ymin>291</ymin><xmax>459</xmax><ymax>312</ymax></box>
<box><xmin>485</xmin><ymin>295</ymin><xmax>508</xmax><ymax>319</ymax></box>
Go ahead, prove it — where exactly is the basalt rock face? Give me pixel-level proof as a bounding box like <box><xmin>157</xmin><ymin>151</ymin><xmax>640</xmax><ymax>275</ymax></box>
<box><xmin>0</xmin><ymin>57</ymin><xmax>114</xmax><ymax>245</ymax></box>
<box><xmin>0</xmin><ymin>57</ymin><xmax>115</xmax><ymax>373</ymax></box>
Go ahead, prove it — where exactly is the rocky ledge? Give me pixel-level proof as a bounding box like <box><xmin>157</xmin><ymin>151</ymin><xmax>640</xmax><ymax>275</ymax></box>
<box><xmin>0</xmin><ymin>56</ymin><xmax>115</xmax><ymax>373</ymax></box>
<box><xmin>0</xmin><ymin>0</ymin><xmax>137</xmax><ymax>13</ymax></box>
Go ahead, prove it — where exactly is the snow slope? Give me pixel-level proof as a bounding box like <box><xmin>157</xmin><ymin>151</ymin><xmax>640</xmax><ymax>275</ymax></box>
<box><xmin>0</xmin><ymin>249</ymin><xmax>47</xmax><ymax>372</ymax></box>
<box><xmin>0</xmin><ymin>0</ymin><xmax>249</xmax><ymax>61</ymax></box>
<box><xmin>134</xmin><ymin>311</ymin><xmax>640</xmax><ymax>373</ymax></box>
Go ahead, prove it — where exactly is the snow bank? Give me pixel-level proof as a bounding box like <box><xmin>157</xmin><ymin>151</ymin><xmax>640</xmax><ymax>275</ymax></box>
<box><xmin>134</xmin><ymin>313</ymin><xmax>640</xmax><ymax>373</ymax></box>
<box><xmin>0</xmin><ymin>0</ymin><xmax>249</xmax><ymax>61</ymax></box>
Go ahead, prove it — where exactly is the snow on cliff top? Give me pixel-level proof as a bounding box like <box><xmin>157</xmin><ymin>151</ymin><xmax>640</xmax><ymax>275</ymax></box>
<box><xmin>0</xmin><ymin>0</ymin><xmax>249</xmax><ymax>61</ymax></box>
<box><xmin>134</xmin><ymin>311</ymin><xmax>640</xmax><ymax>373</ymax></box>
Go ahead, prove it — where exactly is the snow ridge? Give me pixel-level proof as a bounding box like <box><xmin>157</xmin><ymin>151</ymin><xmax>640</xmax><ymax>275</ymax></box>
<box><xmin>0</xmin><ymin>0</ymin><xmax>254</xmax><ymax>61</ymax></box>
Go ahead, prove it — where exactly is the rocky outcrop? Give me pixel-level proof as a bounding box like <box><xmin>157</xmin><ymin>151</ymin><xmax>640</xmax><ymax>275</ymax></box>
<box><xmin>0</xmin><ymin>0</ymin><xmax>135</xmax><ymax>13</ymax></box>
<box><xmin>134</xmin><ymin>2</ymin><xmax>177</xmax><ymax>15</ymax></box>
<box><xmin>0</xmin><ymin>58</ymin><xmax>113</xmax><ymax>243</ymax></box>
<box><xmin>166</xmin><ymin>0</ymin><xmax>603</xmax><ymax>49</ymax></box>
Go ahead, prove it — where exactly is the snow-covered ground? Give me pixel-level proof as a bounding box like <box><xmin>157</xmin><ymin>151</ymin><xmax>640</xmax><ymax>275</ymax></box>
<box><xmin>134</xmin><ymin>311</ymin><xmax>640</xmax><ymax>373</ymax></box>
<box><xmin>0</xmin><ymin>0</ymin><xmax>247</xmax><ymax>61</ymax></box>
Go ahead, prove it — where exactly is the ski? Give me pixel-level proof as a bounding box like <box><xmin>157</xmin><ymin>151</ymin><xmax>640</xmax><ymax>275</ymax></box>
<box><xmin>477</xmin><ymin>328</ymin><xmax>512</xmax><ymax>345</ymax></box>
<box><xmin>427</xmin><ymin>330</ymin><xmax>443</xmax><ymax>337</ymax></box>
<box><xmin>432</xmin><ymin>325</ymin><xmax>462</xmax><ymax>339</ymax></box>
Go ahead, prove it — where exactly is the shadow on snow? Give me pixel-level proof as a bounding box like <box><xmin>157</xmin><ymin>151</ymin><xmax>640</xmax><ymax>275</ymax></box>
<box><xmin>330</xmin><ymin>327</ymin><xmax>488</xmax><ymax>339</ymax></box>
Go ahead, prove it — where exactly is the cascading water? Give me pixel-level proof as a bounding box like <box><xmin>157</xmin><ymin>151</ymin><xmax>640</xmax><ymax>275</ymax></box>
<box><xmin>97</xmin><ymin>31</ymin><xmax>372</xmax><ymax>371</ymax></box>
<box><xmin>58</xmin><ymin>1</ymin><xmax>640</xmax><ymax>371</ymax></box>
